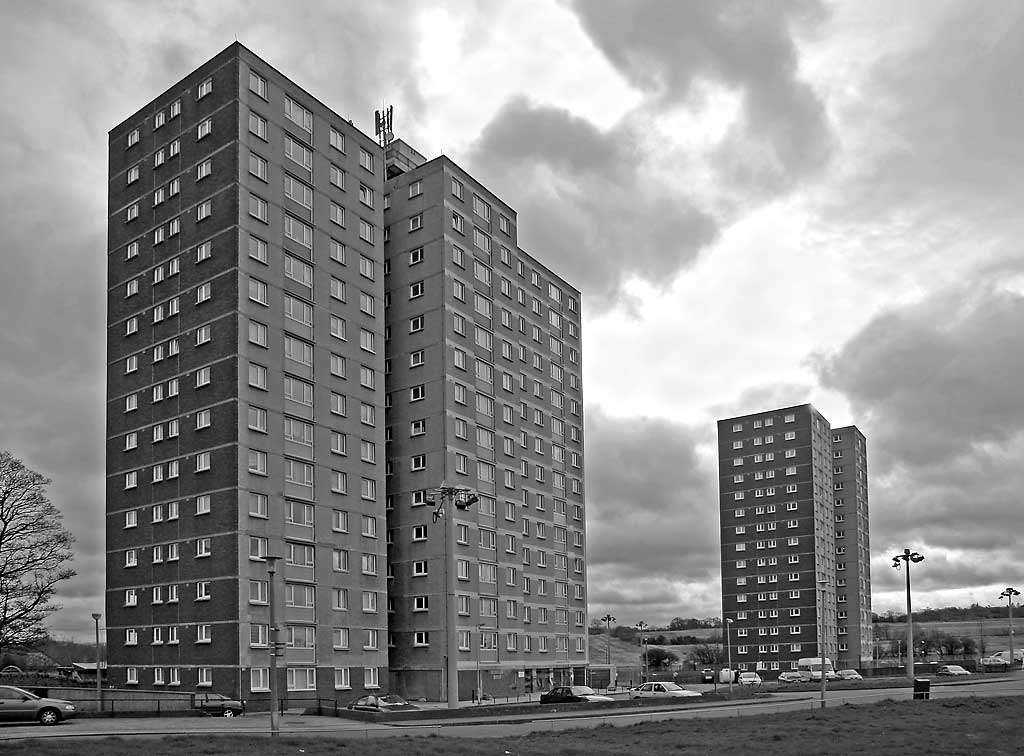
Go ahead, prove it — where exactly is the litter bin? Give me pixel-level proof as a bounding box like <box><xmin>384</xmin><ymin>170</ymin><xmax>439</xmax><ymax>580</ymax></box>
<box><xmin>913</xmin><ymin>678</ymin><xmax>930</xmax><ymax>700</ymax></box>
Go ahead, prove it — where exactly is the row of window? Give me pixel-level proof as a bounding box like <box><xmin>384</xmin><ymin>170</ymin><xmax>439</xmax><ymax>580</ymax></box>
<box><xmin>121</xmin><ymin>664</ymin><xmax>379</xmax><ymax>692</ymax></box>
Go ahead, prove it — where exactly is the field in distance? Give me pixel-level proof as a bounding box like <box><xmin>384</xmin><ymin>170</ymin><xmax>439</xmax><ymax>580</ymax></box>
<box><xmin>4</xmin><ymin>696</ymin><xmax>1021</xmax><ymax>756</ymax></box>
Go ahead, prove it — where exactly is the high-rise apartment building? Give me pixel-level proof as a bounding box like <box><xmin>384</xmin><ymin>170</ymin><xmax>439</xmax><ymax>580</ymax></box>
<box><xmin>381</xmin><ymin>140</ymin><xmax>589</xmax><ymax>700</ymax></box>
<box><xmin>105</xmin><ymin>44</ymin><xmax>389</xmax><ymax>700</ymax></box>
<box><xmin>717</xmin><ymin>404</ymin><xmax>872</xmax><ymax>676</ymax></box>
<box><xmin>105</xmin><ymin>43</ymin><xmax>588</xmax><ymax>703</ymax></box>
<box><xmin>831</xmin><ymin>426</ymin><xmax>872</xmax><ymax>664</ymax></box>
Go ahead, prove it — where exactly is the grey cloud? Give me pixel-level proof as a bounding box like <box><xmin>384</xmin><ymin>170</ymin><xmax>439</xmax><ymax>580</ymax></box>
<box><xmin>822</xmin><ymin>3</ymin><xmax>1024</xmax><ymax>231</ymax></box>
<box><xmin>467</xmin><ymin>98</ymin><xmax>719</xmax><ymax>306</ymax></box>
<box><xmin>815</xmin><ymin>272</ymin><xmax>1024</xmax><ymax>601</ymax></box>
<box><xmin>815</xmin><ymin>276</ymin><xmax>1024</xmax><ymax>471</ymax></box>
<box><xmin>570</xmin><ymin>0</ymin><xmax>834</xmax><ymax>196</ymax></box>
<box><xmin>708</xmin><ymin>382</ymin><xmax>817</xmax><ymax>422</ymax></box>
<box><xmin>581</xmin><ymin>408</ymin><xmax>722</xmax><ymax>622</ymax></box>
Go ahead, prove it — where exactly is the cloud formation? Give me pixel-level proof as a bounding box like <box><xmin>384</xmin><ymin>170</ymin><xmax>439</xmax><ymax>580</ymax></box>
<box><xmin>583</xmin><ymin>408</ymin><xmax>721</xmax><ymax>621</ymax></box>
<box><xmin>815</xmin><ymin>268</ymin><xmax>1024</xmax><ymax>601</ymax></box>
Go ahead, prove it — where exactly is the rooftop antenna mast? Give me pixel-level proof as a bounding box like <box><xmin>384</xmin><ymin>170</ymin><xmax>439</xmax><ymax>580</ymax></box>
<box><xmin>375</xmin><ymin>102</ymin><xmax>394</xmax><ymax>149</ymax></box>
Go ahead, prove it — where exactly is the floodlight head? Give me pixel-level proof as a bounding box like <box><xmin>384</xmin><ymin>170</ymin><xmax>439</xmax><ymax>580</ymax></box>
<box><xmin>910</xmin><ymin>553</ymin><xmax>925</xmax><ymax>563</ymax></box>
<box><xmin>456</xmin><ymin>494</ymin><xmax>479</xmax><ymax>510</ymax></box>
<box><xmin>892</xmin><ymin>558</ymin><xmax>902</xmax><ymax>569</ymax></box>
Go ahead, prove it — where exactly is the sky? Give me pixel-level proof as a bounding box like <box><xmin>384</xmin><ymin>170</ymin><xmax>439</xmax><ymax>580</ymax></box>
<box><xmin>1</xmin><ymin>0</ymin><xmax>1023</xmax><ymax>640</ymax></box>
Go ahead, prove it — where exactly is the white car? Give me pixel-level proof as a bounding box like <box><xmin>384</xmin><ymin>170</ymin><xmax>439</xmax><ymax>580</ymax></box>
<box><xmin>629</xmin><ymin>682</ymin><xmax>702</xmax><ymax>699</ymax></box>
<box><xmin>738</xmin><ymin>672</ymin><xmax>762</xmax><ymax>686</ymax></box>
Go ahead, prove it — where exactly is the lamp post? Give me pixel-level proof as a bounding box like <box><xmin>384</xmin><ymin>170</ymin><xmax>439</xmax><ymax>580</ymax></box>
<box><xmin>817</xmin><ymin>581</ymin><xmax>829</xmax><ymax>710</ymax></box>
<box><xmin>725</xmin><ymin>618</ymin><xmax>733</xmax><ymax>695</ymax></box>
<box><xmin>635</xmin><ymin>621</ymin><xmax>649</xmax><ymax>683</ymax></box>
<box><xmin>892</xmin><ymin>548</ymin><xmax>925</xmax><ymax>684</ymax></box>
<box><xmin>999</xmin><ymin>587</ymin><xmax>1020</xmax><ymax>670</ymax></box>
<box><xmin>427</xmin><ymin>486</ymin><xmax>478</xmax><ymax>708</ymax></box>
<box><xmin>91</xmin><ymin>613</ymin><xmax>102</xmax><ymax>712</ymax></box>
<box><xmin>602</xmin><ymin>614</ymin><xmax>616</xmax><ymax>667</ymax></box>
<box><xmin>265</xmin><ymin>555</ymin><xmax>282</xmax><ymax>736</ymax></box>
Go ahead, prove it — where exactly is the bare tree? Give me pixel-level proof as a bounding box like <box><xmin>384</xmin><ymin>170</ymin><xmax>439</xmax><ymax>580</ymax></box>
<box><xmin>0</xmin><ymin>452</ymin><xmax>75</xmax><ymax>651</ymax></box>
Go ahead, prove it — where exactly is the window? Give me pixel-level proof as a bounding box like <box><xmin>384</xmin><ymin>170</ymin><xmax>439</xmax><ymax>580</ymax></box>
<box><xmin>197</xmin><ymin>118</ymin><xmax>212</xmax><ymax>140</ymax></box>
<box><xmin>359</xmin><ymin>147</ymin><xmax>374</xmax><ymax>173</ymax></box>
<box><xmin>196</xmin><ymin>241</ymin><xmax>212</xmax><ymax>262</ymax></box>
<box><xmin>249</xmin><ymin>194</ymin><xmax>268</xmax><ymax>222</ymax></box>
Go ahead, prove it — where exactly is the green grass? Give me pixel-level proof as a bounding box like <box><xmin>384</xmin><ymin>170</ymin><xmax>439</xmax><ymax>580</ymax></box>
<box><xmin>5</xmin><ymin>696</ymin><xmax>1024</xmax><ymax>755</ymax></box>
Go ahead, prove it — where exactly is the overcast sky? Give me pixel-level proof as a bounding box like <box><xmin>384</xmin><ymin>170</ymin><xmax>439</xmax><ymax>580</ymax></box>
<box><xmin>2</xmin><ymin>0</ymin><xmax>1022</xmax><ymax>640</ymax></box>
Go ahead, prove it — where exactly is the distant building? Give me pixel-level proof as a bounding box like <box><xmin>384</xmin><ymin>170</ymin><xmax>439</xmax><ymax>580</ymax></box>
<box><xmin>717</xmin><ymin>404</ymin><xmax>872</xmax><ymax>675</ymax></box>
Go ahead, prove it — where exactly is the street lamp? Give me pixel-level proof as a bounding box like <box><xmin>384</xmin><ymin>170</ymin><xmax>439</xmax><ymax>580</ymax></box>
<box><xmin>264</xmin><ymin>555</ymin><xmax>283</xmax><ymax>737</ymax></box>
<box><xmin>91</xmin><ymin>613</ymin><xmax>102</xmax><ymax>712</ymax></box>
<box><xmin>999</xmin><ymin>587</ymin><xmax>1020</xmax><ymax>670</ymax></box>
<box><xmin>635</xmin><ymin>621</ymin><xmax>649</xmax><ymax>683</ymax></box>
<box><xmin>725</xmin><ymin>618</ymin><xmax>733</xmax><ymax>696</ymax></box>
<box><xmin>427</xmin><ymin>486</ymin><xmax>478</xmax><ymax>708</ymax></box>
<box><xmin>602</xmin><ymin>614</ymin><xmax>616</xmax><ymax>667</ymax></box>
<box><xmin>892</xmin><ymin>548</ymin><xmax>925</xmax><ymax>684</ymax></box>
<box><xmin>817</xmin><ymin>580</ymin><xmax>829</xmax><ymax>710</ymax></box>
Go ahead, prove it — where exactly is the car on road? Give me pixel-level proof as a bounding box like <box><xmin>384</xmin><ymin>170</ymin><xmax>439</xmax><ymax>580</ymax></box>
<box><xmin>777</xmin><ymin>672</ymin><xmax>804</xmax><ymax>684</ymax></box>
<box><xmin>837</xmin><ymin>669</ymin><xmax>863</xmax><ymax>680</ymax></box>
<box><xmin>346</xmin><ymin>693</ymin><xmax>421</xmax><ymax>714</ymax></box>
<box><xmin>936</xmin><ymin>665</ymin><xmax>971</xmax><ymax>677</ymax></box>
<box><xmin>194</xmin><ymin>692</ymin><xmax>245</xmax><ymax>717</ymax></box>
<box><xmin>629</xmin><ymin>682</ymin><xmax>702</xmax><ymax>699</ymax></box>
<box><xmin>737</xmin><ymin>672</ymin><xmax>762</xmax><ymax>686</ymax></box>
<box><xmin>540</xmin><ymin>685</ymin><xmax>614</xmax><ymax>704</ymax></box>
<box><xmin>0</xmin><ymin>685</ymin><xmax>77</xmax><ymax>725</ymax></box>
<box><xmin>982</xmin><ymin>656</ymin><xmax>1011</xmax><ymax>668</ymax></box>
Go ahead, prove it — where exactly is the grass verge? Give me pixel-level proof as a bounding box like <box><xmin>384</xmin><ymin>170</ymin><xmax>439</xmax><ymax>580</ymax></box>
<box><xmin>4</xmin><ymin>696</ymin><xmax>1024</xmax><ymax>755</ymax></box>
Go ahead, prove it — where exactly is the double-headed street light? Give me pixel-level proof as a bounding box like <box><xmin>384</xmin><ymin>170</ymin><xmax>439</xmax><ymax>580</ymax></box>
<box><xmin>427</xmin><ymin>485</ymin><xmax>478</xmax><ymax>708</ymax></box>
<box><xmin>602</xmin><ymin>614</ymin><xmax>616</xmax><ymax>667</ymax></box>
<box><xmin>635</xmin><ymin>621</ymin><xmax>649</xmax><ymax>682</ymax></box>
<box><xmin>892</xmin><ymin>548</ymin><xmax>925</xmax><ymax>684</ymax></box>
<box><xmin>999</xmin><ymin>587</ymin><xmax>1020</xmax><ymax>670</ymax></box>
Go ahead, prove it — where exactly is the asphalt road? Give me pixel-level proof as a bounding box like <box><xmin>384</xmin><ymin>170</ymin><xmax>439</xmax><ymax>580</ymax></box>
<box><xmin>2</xmin><ymin>677</ymin><xmax>1022</xmax><ymax>742</ymax></box>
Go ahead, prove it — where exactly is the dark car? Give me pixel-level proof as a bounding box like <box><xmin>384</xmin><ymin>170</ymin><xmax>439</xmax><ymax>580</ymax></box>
<box><xmin>194</xmin><ymin>692</ymin><xmax>245</xmax><ymax>717</ymax></box>
<box><xmin>777</xmin><ymin>671</ymin><xmax>804</xmax><ymax>684</ymax></box>
<box><xmin>346</xmin><ymin>694</ymin><xmax>421</xmax><ymax>713</ymax></box>
<box><xmin>0</xmin><ymin>685</ymin><xmax>77</xmax><ymax>725</ymax></box>
<box><xmin>539</xmin><ymin>685</ymin><xmax>614</xmax><ymax>704</ymax></box>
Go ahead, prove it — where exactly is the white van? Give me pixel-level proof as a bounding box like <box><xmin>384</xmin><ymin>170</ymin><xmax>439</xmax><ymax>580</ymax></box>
<box><xmin>796</xmin><ymin>657</ymin><xmax>835</xmax><ymax>681</ymax></box>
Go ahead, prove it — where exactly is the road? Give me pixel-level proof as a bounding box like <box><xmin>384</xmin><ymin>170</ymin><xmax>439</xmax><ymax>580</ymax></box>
<box><xmin>2</xmin><ymin>677</ymin><xmax>1022</xmax><ymax>742</ymax></box>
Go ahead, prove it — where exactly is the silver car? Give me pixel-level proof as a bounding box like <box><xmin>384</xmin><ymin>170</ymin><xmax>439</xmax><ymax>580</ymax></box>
<box><xmin>0</xmin><ymin>685</ymin><xmax>77</xmax><ymax>725</ymax></box>
<box><xmin>629</xmin><ymin>681</ymin><xmax>702</xmax><ymax>699</ymax></box>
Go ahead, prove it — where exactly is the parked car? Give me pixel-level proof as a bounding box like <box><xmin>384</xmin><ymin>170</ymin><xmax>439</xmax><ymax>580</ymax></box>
<box><xmin>737</xmin><ymin>672</ymin><xmax>762</xmax><ymax>686</ymax></box>
<box><xmin>194</xmin><ymin>692</ymin><xmax>245</xmax><ymax>717</ymax></box>
<box><xmin>777</xmin><ymin>672</ymin><xmax>804</xmax><ymax>684</ymax></box>
<box><xmin>936</xmin><ymin>665</ymin><xmax>971</xmax><ymax>677</ymax></box>
<box><xmin>0</xmin><ymin>685</ymin><xmax>77</xmax><ymax>725</ymax></box>
<box><xmin>701</xmin><ymin>668</ymin><xmax>716</xmax><ymax>683</ymax></box>
<box><xmin>837</xmin><ymin>669</ymin><xmax>863</xmax><ymax>680</ymax></box>
<box><xmin>540</xmin><ymin>685</ymin><xmax>614</xmax><ymax>704</ymax></box>
<box><xmin>982</xmin><ymin>656</ymin><xmax>1011</xmax><ymax>667</ymax></box>
<box><xmin>346</xmin><ymin>694</ymin><xmax>421</xmax><ymax>714</ymax></box>
<box><xmin>629</xmin><ymin>682</ymin><xmax>702</xmax><ymax>699</ymax></box>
